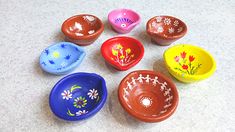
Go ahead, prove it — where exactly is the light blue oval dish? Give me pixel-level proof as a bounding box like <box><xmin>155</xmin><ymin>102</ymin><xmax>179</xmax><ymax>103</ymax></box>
<box><xmin>39</xmin><ymin>42</ymin><xmax>86</xmax><ymax>75</ymax></box>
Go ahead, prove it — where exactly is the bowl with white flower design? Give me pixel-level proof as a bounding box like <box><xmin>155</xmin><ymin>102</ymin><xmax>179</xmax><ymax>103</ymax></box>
<box><xmin>62</xmin><ymin>14</ymin><xmax>104</xmax><ymax>46</ymax></box>
<box><xmin>164</xmin><ymin>44</ymin><xmax>216</xmax><ymax>83</ymax></box>
<box><xmin>39</xmin><ymin>42</ymin><xmax>86</xmax><ymax>75</ymax></box>
<box><xmin>108</xmin><ymin>9</ymin><xmax>141</xmax><ymax>34</ymax></box>
<box><xmin>146</xmin><ymin>16</ymin><xmax>187</xmax><ymax>46</ymax></box>
<box><xmin>118</xmin><ymin>70</ymin><xmax>179</xmax><ymax>122</ymax></box>
<box><xmin>49</xmin><ymin>72</ymin><xmax>108</xmax><ymax>121</ymax></box>
<box><xmin>101</xmin><ymin>36</ymin><xmax>144</xmax><ymax>71</ymax></box>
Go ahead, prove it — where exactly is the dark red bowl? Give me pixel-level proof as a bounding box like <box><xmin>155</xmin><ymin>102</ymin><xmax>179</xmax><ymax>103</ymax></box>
<box><xmin>118</xmin><ymin>70</ymin><xmax>179</xmax><ymax>122</ymax></box>
<box><xmin>146</xmin><ymin>16</ymin><xmax>187</xmax><ymax>46</ymax></box>
<box><xmin>62</xmin><ymin>14</ymin><xmax>104</xmax><ymax>46</ymax></box>
<box><xmin>101</xmin><ymin>37</ymin><xmax>144</xmax><ymax>71</ymax></box>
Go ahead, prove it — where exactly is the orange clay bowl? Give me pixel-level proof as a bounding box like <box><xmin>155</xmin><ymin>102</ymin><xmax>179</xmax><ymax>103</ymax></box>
<box><xmin>118</xmin><ymin>70</ymin><xmax>179</xmax><ymax>122</ymax></box>
<box><xmin>146</xmin><ymin>16</ymin><xmax>187</xmax><ymax>46</ymax></box>
<box><xmin>62</xmin><ymin>14</ymin><xmax>104</xmax><ymax>46</ymax></box>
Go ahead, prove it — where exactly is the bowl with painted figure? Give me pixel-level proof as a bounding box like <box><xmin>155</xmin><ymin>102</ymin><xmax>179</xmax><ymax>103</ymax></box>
<box><xmin>118</xmin><ymin>70</ymin><xmax>179</xmax><ymax>123</ymax></box>
<box><xmin>108</xmin><ymin>9</ymin><xmax>141</xmax><ymax>34</ymax></box>
<box><xmin>39</xmin><ymin>42</ymin><xmax>85</xmax><ymax>75</ymax></box>
<box><xmin>62</xmin><ymin>14</ymin><xmax>104</xmax><ymax>46</ymax></box>
<box><xmin>49</xmin><ymin>72</ymin><xmax>108</xmax><ymax>121</ymax></box>
<box><xmin>164</xmin><ymin>44</ymin><xmax>216</xmax><ymax>83</ymax></box>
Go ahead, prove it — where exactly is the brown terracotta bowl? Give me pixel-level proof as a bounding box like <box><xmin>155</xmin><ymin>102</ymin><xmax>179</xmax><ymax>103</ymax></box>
<box><xmin>118</xmin><ymin>70</ymin><xmax>179</xmax><ymax>122</ymax></box>
<box><xmin>61</xmin><ymin>14</ymin><xmax>104</xmax><ymax>46</ymax></box>
<box><xmin>146</xmin><ymin>16</ymin><xmax>187</xmax><ymax>46</ymax></box>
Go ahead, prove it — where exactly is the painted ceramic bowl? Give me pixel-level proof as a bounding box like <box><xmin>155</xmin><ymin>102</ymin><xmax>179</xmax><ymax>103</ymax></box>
<box><xmin>39</xmin><ymin>42</ymin><xmax>85</xmax><ymax>75</ymax></box>
<box><xmin>118</xmin><ymin>70</ymin><xmax>179</xmax><ymax>122</ymax></box>
<box><xmin>146</xmin><ymin>16</ymin><xmax>187</xmax><ymax>46</ymax></box>
<box><xmin>101</xmin><ymin>37</ymin><xmax>144</xmax><ymax>71</ymax></box>
<box><xmin>49</xmin><ymin>72</ymin><xmax>108</xmax><ymax>121</ymax></box>
<box><xmin>108</xmin><ymin>9</ymin><xmax>141</xmax><ymax>34</ymax></box>
<box><xmin>61</xmin><ymin>14</ymin><xmax>104</xmax><ymax>46</ymax></box>
<box><xmin>164</xmin><ymin>44</ymin><xmax>216</xmax><ymax>83</ymax></box>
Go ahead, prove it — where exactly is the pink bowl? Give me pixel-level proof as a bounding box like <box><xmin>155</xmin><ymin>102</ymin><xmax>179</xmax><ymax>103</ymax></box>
<box><xmin>108</xmin><ymin>9</ymin><xmax>141</xmax><ymax>34</ymax></box>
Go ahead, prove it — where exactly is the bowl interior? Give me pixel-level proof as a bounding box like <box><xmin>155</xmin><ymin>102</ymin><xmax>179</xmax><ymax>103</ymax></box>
<box><xmin>164</xmin><ymin>45</ymin><xmax>214</xmax><ymax>75</ymax></box>
<box><xmin>148</xmin><ymin>16</ymin><xmax>186</xmax><ymax>38</ymax></box>
<box><xmin>109</xmin><ymin>9</ymin><xmax>140</xmax><ymax>28</ymax></box>
<box><xmin>102</xmin><ymin>37</ymin><xmax>143</xmax><ymax>68</ymax></box>
<box><xmin>50</xmin><ymin>73</ymin><xmax>106</xmax><ymax>120</ymax></box>
<box><xmin>63</xmin><ymin>15</ymin><xmax>102</xmax><ymax>37</ymax></box>
<box><xmin>40</xmin><ymin>43</ymin><xmax>84</xmax><ymax>71</ymax></box>
<box><xmin>119</xmin><ymin>71</ymin><xmax>178</xmax><ymax>119</ymax></box>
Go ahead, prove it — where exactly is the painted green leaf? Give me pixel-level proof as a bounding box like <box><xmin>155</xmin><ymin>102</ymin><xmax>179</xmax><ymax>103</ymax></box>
<box><xmin>70</xmin><ymin>85</ymin><xmax>81</xmax><ymax>92</ymax></box>
<box><xmin>67</xmin><ymin>109</ymin><xmax>75</xmax><ymax>116</ymax></box>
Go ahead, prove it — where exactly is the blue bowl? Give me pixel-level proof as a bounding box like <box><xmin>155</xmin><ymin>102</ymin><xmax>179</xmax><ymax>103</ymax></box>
<box><xmin>39</xmin><ymin>42</ymin><xmax>85</xmax><ymax>75</ymax></box>
<box><xmin>49</xmin><ymin>72</ymin><xmax>108</xmax><ymax>121</ymax></box>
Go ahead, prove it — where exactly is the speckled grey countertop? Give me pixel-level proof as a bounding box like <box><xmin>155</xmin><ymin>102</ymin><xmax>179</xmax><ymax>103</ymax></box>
<box><xmin>0</xmin><ymin>0</ymin><xmax>235</xmax><ymax>131</ymax></box>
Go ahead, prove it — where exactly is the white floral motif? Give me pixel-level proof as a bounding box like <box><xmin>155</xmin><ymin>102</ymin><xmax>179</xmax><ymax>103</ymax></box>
<box><xmin>140</xmin><ymin>97</ymin><xmax>152</xmax><ymax>108</ymax></box>
<box><xmin>156</xmin><ymin>17</ymin><xmax>162</xmax><ymax>22</ymax></box>
<box><xmin>61</xmin><ymin>90</ymin><xmax>72</xmax><ymax>100</ymax></box>
<box><xmin>75</xmin><ymin>32</ymin><xmax>84</xmax><ymax>36</ymax></box>
<box><xmin>177</xmin><ymin>27</ymin><xmax>183</xmax><ymax>33</ymax></box>
<box><xmin>88</xmin><ymin>30</ymin><xmax>95</xmax><ymax>34</ymax></box>
<box><xmin>74</xmin><ymin>22</ymin><xmax>83</xmax><ymax>30</ymax></box>
<box><xmin>168</xmin><ymin>27</ymin><xmax>175</xmax><ymax>34</ymax></box>
<box><xmin>156</xmin><ymin>26</ymin><xmax>164</xmax><ymax>33</ymax></box>
<box><xmin>173</xmin><ymin>20</ymin><xmax>179</xmax><ymax>26</ymax></box>
<box><xmin>164</xmin><ymin>18</ymin><xmax>171</xmax><ymax>25</ymax></box>
<box><xmin>87</xmin><ymin>89</ymin><xmax>98</xmax><ymax>100</ymax></box>
<box><xmin>76</xmin><ymin>110</ymin><xmax>88</xmax><ymax>116</ymax></box>
<box><xmin>83</xmin><ymin>16</ymin><xmax>95</xmax><ymax>22</ymax></box>
<box><xmin>151</xmin><ymin>21</ymin><xmax>158</xmax><ymax>28</ymax></box>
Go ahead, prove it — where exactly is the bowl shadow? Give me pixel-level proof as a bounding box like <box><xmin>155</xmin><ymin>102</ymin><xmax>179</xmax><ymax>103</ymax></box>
<box><xmin>53</xmin><ymin>31</ymin><xmax>66</xmax><ymax>42</ymax></box>
<box><xmin>108</xmin><ymin>88</ymin><xmax>156</xmax><ymax>129</ymax></box>
<box><xmin>103</xmin><ymin>20</ymin><xmax>119</xmax><ymax>36</ymax></box>
<box><xmin>153</xmin><ymin>58</ymin><xmax>172</xmax><ymax>78</ymax></box>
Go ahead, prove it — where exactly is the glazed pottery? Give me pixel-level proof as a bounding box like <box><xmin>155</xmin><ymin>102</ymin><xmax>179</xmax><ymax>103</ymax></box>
<box><xmin>101</xmin><ymin>36</ymin><xmax>144</xmax><ymax>71</ymax></box>
<box><xmin>61</xmin><ymin>14</ymin><xmax>104</xmax><ymax>46</ymax></box>
<box><xmin>164</xmin><ymin>44</ymin><xmax>216</xmax><ymax>83</ymax></box>
<box><xmin>108</xmin><ymin>9</ymin><xmax>141</xmax><ymax>34</ymax></box>
<box><xmin>118</xmin><ymin>70</ymin><xmax>179</xmax><ymax>122</ymax></box>
<box><xmin>39</xmin><ymin>42</ymin><xmax>85</xmax><ymax>75</ymax></box>
<box><xmin>49</xmin><ymin>72</ymin><xmax>108</xmax><ymax>121</ymax></box>
<box><xmin>146</xmin><ymin>16</ymin><xmax>187</xmax><ymax>46</ymax></box>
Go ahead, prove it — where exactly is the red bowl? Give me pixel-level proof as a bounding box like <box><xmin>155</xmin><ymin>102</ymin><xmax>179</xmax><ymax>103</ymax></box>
<box><xmin>118</xmin><ymin>70</ymin><xmax>179</xmax><ymax>122</ymax></box>
<box><xmin>146</xmin><ymin>16</ymin><xmax>187</xmax><ymax>46</ymax></box>
<box><xmin>61</xmin><ymin>14</ymin><xmax>104</xmax><ymax>46</ymax></box>
<box><xmin>101</xmin><ymin>37</ymin><xmax>144</xmax><ymax>71</ymax></box>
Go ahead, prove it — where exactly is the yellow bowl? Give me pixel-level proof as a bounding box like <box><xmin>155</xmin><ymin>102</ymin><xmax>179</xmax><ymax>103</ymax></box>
<box><xmin>164</xmin><ymin>44</ymin><xmax>216</xmax><ymax>83</ymax></box>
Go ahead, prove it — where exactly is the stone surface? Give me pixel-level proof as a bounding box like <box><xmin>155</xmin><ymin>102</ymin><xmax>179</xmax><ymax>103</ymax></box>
<box><xmin>0</xmin><ymin>0</ymin><xmax>234</xmax><ymax>131</ymax></box>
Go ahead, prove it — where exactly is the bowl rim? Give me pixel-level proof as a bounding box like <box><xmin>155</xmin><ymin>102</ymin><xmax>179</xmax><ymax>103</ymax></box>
<box><xmin>101</xmin><ymin>36</ymin><xmax>144</xmax><ymax>71</ymax></box>
<box><xmin>61</xmin><ymin>14</ymin><xmax>104</xmax><ymax>40</ymax></box>
<box><xmin>39</xmin><ymin>42</ymin><xmax>86</xmax><ymax>74</ymax></box>
<box><xmin>146</xmin><ymin>15</ymin><xmax>187</xmax><ymax>40</ymax></box>
<box><xmin>118</xmin><ymin>70</ymin><xmax>179</xmax><ymax>122</ymax></box>
<box><xmin>108</xmin><ymin>8</ymin><xmax>141</xmax><ymax>31</ymax></box>
<box><xmin>163</xmin><ymin>44</ymin><xmax>216</xmax><ymax>81</ymax></box>
<box><xmin>49</xmin><ymin>72</ymin><xmax>108</xmax><ymax>121</ymax></box>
